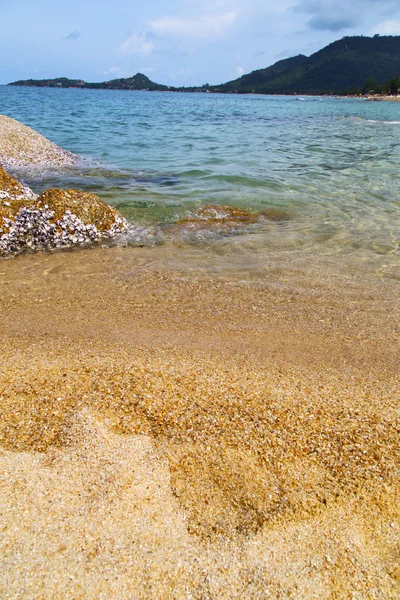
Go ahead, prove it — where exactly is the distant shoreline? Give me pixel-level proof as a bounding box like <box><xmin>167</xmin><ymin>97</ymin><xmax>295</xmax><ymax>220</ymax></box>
<box><xmin>4</xmin><ymin>84</ymin><xmax>365</xmax><ymax>99</ymax></box>
<box><xmin>365</xmin><ymin>94</ymin><xmax>400</xmax><ymax>101</ymax></box>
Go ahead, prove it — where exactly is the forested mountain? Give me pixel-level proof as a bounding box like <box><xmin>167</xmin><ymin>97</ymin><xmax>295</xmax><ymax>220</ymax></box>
<box><xmin>212</xmin><ymin>36</ymin><xmax>400</xmax><ymax>95</ymax></box>
<box><xmin>215</xmin><ymin>55</ymin><xmax>309</xmax><ymax>93</ymax></box>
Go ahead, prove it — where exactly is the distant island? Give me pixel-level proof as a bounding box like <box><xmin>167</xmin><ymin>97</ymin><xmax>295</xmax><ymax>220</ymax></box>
<box><xmin>8</xmin><ymin>35</ymin><xmax>400</xmax><ymax>96</ymax></box>
<box><xmin>8</xmin><ymin>73</ymin><xmax>170</xmax><ymax>92</ymax></box>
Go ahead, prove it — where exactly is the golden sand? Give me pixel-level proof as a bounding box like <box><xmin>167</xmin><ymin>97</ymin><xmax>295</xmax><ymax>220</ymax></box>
<box><xmin>0</xmin><ymin>244</ymin><xmax>399</xmax><ymax>598</ymax></box>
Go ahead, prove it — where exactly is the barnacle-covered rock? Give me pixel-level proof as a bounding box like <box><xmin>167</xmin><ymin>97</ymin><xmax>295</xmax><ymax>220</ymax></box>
<box><xmin>0</xmin><ymin>169</ymin><xmax>161</xmax><ymax>256</ymax></box>
<box><xmin>36</xmin><ymin>188</ymin><xmax>125</xmax><ymax>233</ymax></box>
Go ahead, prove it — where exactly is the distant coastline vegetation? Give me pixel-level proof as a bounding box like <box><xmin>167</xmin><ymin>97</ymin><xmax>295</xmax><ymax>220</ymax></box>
<box><xmin>8</xmin><ymin>35</ymin><xmax>400</xmax><ymax>97</ymax></box>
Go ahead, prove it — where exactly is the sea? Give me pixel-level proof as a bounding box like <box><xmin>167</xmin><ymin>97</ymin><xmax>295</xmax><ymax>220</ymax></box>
<box><xmin>1</xmin><ymin>86</ymin><xmax>400</xmax><ymax>279</ymax></box>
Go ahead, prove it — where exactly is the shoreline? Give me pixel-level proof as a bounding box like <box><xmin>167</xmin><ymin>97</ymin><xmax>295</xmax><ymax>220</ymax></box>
<box><xmin>365</xmin><ymin>94</ymin><xmax>400</xmax><ymax>102</ymax></box>
<box><xmin>1</xmin><ymin>245</ymin><xmax>399</xmax><ymax>598</ymax></box>
<box><xmin>1</xmin><ymin>85</ymin><xmax>371</xmax><ymax>99</ymax></box>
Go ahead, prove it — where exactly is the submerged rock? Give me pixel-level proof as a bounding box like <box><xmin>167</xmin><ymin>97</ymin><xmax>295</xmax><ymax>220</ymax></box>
<box><xmin>0</xmin><ymin>167</ymin><xmax>160</xmax><ymax>256</ymax></box>
<box><xmin>186</xmin><ymin>205</ymin><xmax>290</xmax><ymax>224</ymax></box>
<box><xmin>167</xmin><ymin>204</ymin><xmax>291</xmax><ymax>239</ymax></box>
<box><xmin>163</xmin><ymin>204</ymin><xmax>292</xmax><ymax>243</ymax></box>
<box><xmin>0</xmin><ymin>114</ymin><xmax>77</xmax><ymax>168</ymax></box>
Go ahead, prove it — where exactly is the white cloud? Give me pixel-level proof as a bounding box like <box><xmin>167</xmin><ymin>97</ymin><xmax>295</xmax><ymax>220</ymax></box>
<box><xmin>178</xmin><ymin>68</ymin><xmax>194</xmax><ymax>78</ymax></box>
<box><xmin>103</xmin><ymin>66</ymin><xmax>122</xmax><ymax>76</ymax></box>
<box><xmin>149</xmin><ymin>11</ymin><xmax>238</xmax><ymax>38</ymax></box>
<box><xmin>103</xmin><ymin>66</ymin><xmax>136</xmax><ymax>79</ymax></box>
<box><xmin>235</xmin><ymin>66</ymin><xmax>245</xmax><ymax>76</ymax></box>
<box><xmin>118</xmin><ymin>31</ymin><xmax>154</xmax><ymax>56</ymax></box>
<box><xmin>164</xmin><ymin>69</ymin><xmax>193</xmax><ymax>81</ymax></box>
<box><xmin>370</xmin><ymin>19</ymin><xmax>400</xmax><ymax>35</ymax></box>
<box><xmin>266</xmin><ymin>2</ymin><xmax>296</xmax><ymax>15</ymax></box>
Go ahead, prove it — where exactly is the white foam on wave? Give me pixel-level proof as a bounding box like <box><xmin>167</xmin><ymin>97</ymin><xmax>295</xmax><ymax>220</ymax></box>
<box><xmin>342</xmin><ymin>116</ymin><xmax>400</xmax><ymax>125</ymax></box>
<box><xmin>360</xmin><ymin>117</ymin><xmax>400</xmax><ymax>125</ymax></box>
<box><xmin>115</xmin><ymin>225</ymin><xmax>164</xmax><ymax>248</ymax></box>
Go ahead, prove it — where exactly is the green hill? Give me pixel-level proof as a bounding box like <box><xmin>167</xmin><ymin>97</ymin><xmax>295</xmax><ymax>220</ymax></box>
<box><xmin>212</xmin><ymin>36</ymin><xmax>400</xmax><ymax>95</ymax></box>
<box><xmin>9</xmin><ymin>77</ymin><xmax>87</xmax><ymax>88</ymax></box>
<box><xmin>219</xmin><ymin>55</ymin><xmax>308</xmax><ymax>93</ymax></box>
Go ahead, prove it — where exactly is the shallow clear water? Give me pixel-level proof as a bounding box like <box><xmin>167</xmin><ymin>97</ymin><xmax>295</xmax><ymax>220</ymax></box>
<box><xmin>1</xmin><ymin>86</ymin><xmax>400</xmax><ymax>265</ymax></box>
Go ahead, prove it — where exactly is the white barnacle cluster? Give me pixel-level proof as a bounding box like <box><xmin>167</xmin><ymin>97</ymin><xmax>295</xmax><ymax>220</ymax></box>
<box><xmin>57</xmin><ymin>210</ymin><xmax>100</xmax><ymax>246</ymax></box>
<box><xmin>0</xmin><ymin>184</ymin><xmax>37</xmax><ymax>202</ymax></box>
<box><xmin>0</xmin><ymin>207</ymin><xmax>162</xmax><ymax>256</ymax></box>
<box><xmin>0</xmin><ymin>207</ymin><xmax>99</xmax><ymax>255</ymax></box>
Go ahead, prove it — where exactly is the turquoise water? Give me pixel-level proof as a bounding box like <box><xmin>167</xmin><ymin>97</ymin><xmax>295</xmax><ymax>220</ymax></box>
<box><xmin>1</xmin><ymin>86</ymin><xmax>400</xmax><ymax>261</ymax></box>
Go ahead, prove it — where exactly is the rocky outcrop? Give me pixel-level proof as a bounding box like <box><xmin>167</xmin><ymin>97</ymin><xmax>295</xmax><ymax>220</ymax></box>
<box><xmin>0</xmin><ymin>167</ymin><xmax>160</xmax><ymax>256</ymax></box>
<box><xmin>0</xmin><ymin>114</ymin><xmax>77</xmax><ymax>168</ymax></box>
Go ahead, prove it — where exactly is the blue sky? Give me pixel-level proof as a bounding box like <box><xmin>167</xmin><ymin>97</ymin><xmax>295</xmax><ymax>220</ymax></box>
<box><xmin>1</xmin><ymin>0</ymin><xmax>400</xmax><ymax>85</ymax></box>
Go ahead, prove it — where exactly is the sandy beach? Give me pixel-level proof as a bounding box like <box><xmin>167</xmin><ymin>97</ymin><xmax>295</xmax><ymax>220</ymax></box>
<box><xmin>0</xmin><ymin>243</ymin><xmax>399</xmax><ymax>598</ymax></box>
<box><xmin>365</xmin><ymin>95</ymin><xmax>400</xmax><ymax>102</ymax></box>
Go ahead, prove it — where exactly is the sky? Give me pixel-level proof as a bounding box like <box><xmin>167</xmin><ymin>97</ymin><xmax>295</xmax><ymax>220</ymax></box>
<box><xmin>1</xmin><ymin>0</ymin><xmax>400</xmax><ymax>86</ymax></box>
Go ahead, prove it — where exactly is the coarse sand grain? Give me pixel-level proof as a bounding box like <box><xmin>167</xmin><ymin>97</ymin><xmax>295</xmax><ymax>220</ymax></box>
<box><xmin>0</xmin><ymin>245</ymin><xmax>399</xmax><ymax>598</ymax></box>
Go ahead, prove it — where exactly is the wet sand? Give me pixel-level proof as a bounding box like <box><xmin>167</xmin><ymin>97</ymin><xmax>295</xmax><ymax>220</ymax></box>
<box><xmin>0</xmin><ymin>244</ymin><xmax>399</xmax><ymax>598</ymax></box>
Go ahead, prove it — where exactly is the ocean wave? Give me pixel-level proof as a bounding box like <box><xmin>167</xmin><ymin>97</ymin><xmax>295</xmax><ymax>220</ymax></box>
<box><xmin>350</xmin><ymin>116</ymin><xmax>400</xmax><ymax>125</ymax></box>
